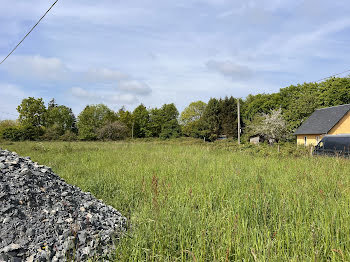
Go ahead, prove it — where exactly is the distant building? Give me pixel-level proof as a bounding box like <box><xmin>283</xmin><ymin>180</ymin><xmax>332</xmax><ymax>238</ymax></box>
<box><xmin>294</xmin><ymin>104</ymin><xmax>350</xmax><ymax>146</ymax></box>
<box><xmin>249</xmin><ymin>135</ymin><xmax>262</xmax><ymax>144</ymax></box>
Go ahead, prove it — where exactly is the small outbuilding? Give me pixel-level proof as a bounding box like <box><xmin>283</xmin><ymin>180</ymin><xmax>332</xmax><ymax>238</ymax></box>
<box><xmin>249</xmin><ymin>135</ymin><xmax>263</xmax><ymax>144</ymax></box>
<box><xmin>294</xmin><ymin>104</ymin><xmax>350</xmax><ymax>146</ymax></box>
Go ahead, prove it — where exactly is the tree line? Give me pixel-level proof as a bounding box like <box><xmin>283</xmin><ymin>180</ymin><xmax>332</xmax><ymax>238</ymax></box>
<box><xmin>1</xmin><ymin>77</ymin><xmax>350</xmax><ymax>142</ymax></box>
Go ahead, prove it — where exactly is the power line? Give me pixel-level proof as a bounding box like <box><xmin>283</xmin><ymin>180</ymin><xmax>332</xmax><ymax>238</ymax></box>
<box><xmin>0</xmin><ymin>111</ymin><xmax>18</xmax><ymax>117</ymax></box>
<box><xmin>316</xmin><ymin>69</ymin><xmax>350</xmax><ymax>82</ymax></box>
<box><xmin>0</xmin><ymin>0</ymin><xmax>59</xmax><ymax>65</ymax></box>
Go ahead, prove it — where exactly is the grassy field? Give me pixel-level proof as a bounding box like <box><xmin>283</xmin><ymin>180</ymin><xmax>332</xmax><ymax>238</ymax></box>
<box><xmin>1</xmin><ymin>140</ymin><xmax>350</xmax><ymax>261</ymax></box>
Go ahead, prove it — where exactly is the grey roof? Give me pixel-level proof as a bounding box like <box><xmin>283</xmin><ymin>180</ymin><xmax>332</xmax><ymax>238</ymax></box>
<box><xmin>294</xmin><ymin>104</ymin><xmax>350</xmax><ymax>135</ymax></box>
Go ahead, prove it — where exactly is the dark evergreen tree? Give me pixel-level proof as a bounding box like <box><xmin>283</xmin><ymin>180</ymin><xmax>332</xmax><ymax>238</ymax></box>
<box><xmin>132</xmin><ymin>104</ymin><xmax>150</xmax><ymax>138</ymax></box>
<box><xmin>159</xmin><ymin>103</ymin><xmax>181</xmax><ymax>139</ymax></box>
<box><xmin>201</xmin><ymin>98</ymin><xmax>220</xmax><ymax>141</ymax></box>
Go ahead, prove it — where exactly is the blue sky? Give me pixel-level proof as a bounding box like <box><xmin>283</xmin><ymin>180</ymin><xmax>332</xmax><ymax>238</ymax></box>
<box><xmin>1</xmin><ymin>0</ymin><xmax>350</xmax><ymax>119</ymax></box>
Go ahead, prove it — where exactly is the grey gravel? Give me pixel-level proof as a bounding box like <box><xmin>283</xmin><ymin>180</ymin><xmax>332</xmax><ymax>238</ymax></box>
<box><xmin>0</xmin><ymin>149</ymin><xmax>127</xmax><ymax>261</ymax></box>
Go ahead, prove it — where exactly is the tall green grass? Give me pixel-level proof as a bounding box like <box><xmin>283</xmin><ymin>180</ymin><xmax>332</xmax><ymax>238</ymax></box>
<box><xmin>1</xmin><ymin>140</ymin><xmax>350</xmax><ymax>261</ymax></box>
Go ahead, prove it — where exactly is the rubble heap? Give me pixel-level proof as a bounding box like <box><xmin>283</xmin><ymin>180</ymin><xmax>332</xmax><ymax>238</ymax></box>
<box><xmin>0</xmin><ymin>149</ymin><xmax>127</xmax><ymax>261</ymax></box>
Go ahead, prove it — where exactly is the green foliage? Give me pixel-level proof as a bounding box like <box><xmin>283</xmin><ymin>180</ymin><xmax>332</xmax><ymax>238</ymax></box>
<box><xmin>132</xmin><ymin>104</ymin><xmax>150</xmax><ymax>138</ymax></box>
<box><xmin>246</xmin><ymin>108</ymin><xmax>288</xmax><ymax>143</ymax></box>
<box><xmin>45</xmin><ymin>99</ymin><xmax>77</xmax><ymax>136</ymax></box>
<box><xmin>97</xmin><ymin>121</ymin><xmax>128</xmax><ymax>140</ymax></box>
<box><xmin>243</xmin><ymin>113</ymin><xmax>265</xmax><ymax>140</ymax></box>
<box><xmin>146</xmin><ymin>104</ymin><xmax>182</xmax><ymax>139</ymax></box>
<box><xmin>282</xmin><ymin>83</ymin><xmax>321</xmax><ymax>131</ymax></box>
<box><xmin>10</xmin><ymin>76</ymin><xmax>350</xmax><ymax>142</ymax></box>
<box><xmin>148</xmin><ymin>108</ymin><xmax>163</xmax><ymax>137</ymax></box>
<box><xmin>60</xmin><ymin>130</ymin><xmax>78</xmax><ymax>141</ymax></box>
<box><xmin>77</xmin><ymin>104</ymin><xmax>117</xmax><ymax>140</ymax></box>
<box><xmin>117</xmin><ymin>107</ymin><xmax>133</xmax><ymax>136</ymax></box>
<box><xmin>180</xmin><ymin>101</ymin><xmax>206</xmax><ymax>137</ymax></box>
<box><xmin>159</xmin><ymin>103</ymin><xmax>181</xmax><ymax>139</ymax></box>
<box><xmin>242</xmin><ymin>93</ymin><xmax>281</xmax><ymax>121</ymax></box>
<box><xmin>241</xmin><ymin>77</ymin><xmax>350</xmax><ymax>134</ymax></box>
<box><xmin>200</xmin><ymin>97</ymin><xmax>239</xmax><ymax>141</ymax></box>
<box><xmin>2</xmin><ymin>127</ymin><xmax>23</xmax><ymax>141</ymax></box>
<box><xmin>41</xmin><ymin>125</ymin><xmax>62</xmax><ymax>140</ymax></box>
<box><xmin>0</xmin><ymin>120</ymin><xmax>18</xmax><ymax>136</ymax></box>
<box><xmin>319</xmin><ymin>77</ymin><xmax>350</xmax><ymax>106</ymax></box>
<box><xmin>17</xmin><ymin>97</ymin><xmax>46</xmax><ymax>127</ymax></box>
<box><xmin>201</xmin><ymin>98</ymin><xmax>220</xmax><ymax>140</ymax></box>
<box><xmin>218</xmin><ymin>96</ymin><xmax>238</xmax><ymax>137</ymax></box>
<box><xmin>2</xmin><ymin>125</ymin><xmax>43</xmax><ymax>141</ymax></box>
<box><xmin>159</xmin><ymin>119</ymin><xmax>181</xmax><ymax>139</ymax></box>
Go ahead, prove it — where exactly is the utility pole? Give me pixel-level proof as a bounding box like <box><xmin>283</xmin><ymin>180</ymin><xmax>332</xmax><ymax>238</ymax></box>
<box><xmin>132</xmin><ymin>122</ymin><xmax>134</xmax><ymax>139</ymax></box>
<box><xmin>237</xmin><ymin>98</ymin><xmax>241</xmax><ymax>145</ymax></box>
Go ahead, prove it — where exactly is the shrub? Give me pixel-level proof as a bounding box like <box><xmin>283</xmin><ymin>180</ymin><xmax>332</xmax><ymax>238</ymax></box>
<box><xmin>41</xmin><ymin>125</ymin><xmax>62</xmax><ymax>140</ymax></box>
<box><xmin>2</xmin><ymin>126</ymin><xmax>44</xmax><ymax>141</ymax></box>
<box><xmin>0</xmin><ymin>120</ymin><xmax>18</xmax><ymax>133</ymax></box>
<box><xmin>2</xmin><ymin>127</ymin><xmax>23</xmax><ymax>141</ymax></box>
<box><xmin>159</xmin><ymin>120</ymin><xmax>181</xmax><ymax>139</ymax></box>
<box><xmin>60</xmin><ymin>130</ymin><xmax>78</xmax><ymax>141</ymax></box>
<box><xmin>97</xmin><ymin>121</ymin><xmax>128</xmax><ymax>140</ymax></box>
<box><xmin>21</xmin><ymin>126</ymin><xmax>44</xmax><ymax>140</ymax></box>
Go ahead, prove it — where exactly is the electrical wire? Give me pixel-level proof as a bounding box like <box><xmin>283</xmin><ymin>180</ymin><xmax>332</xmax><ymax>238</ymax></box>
<box><xmin>0</xmin><ymin>111</ymin><xmax>18</xmax><ymax>117</ymax></box>
<box><xmin>315</xmin><ymin>69</ymin><xmax>350</xmax><ymax>82</ymax></box>
<box><xmin>0</xmin><ymin>0</ymin><xmax>59</xmax><ymax>65</ymax></box>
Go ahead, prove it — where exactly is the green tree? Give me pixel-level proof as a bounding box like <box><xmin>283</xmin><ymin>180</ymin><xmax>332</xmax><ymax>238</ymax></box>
<box><xmin>117</xmin><ymin>107</ymin><xmax>133</xmax><ymax>137</ymax></box>
<box><xmin>319</xmin><ymin>77</ymin><xmax>350</xmax><ymax>107</ymax></box>
<box><xmin>0</xmin><ymin>120</ymin><xmax>18</xmax><ymax>134</ymax></box>
<box><xmin>180</xmin><ymin>101</ymin><xmax>206</xmax><ymax>137</ymax></box>
<box><xmin>201</xmin><ymin>98</ymin><xmax>220</xmax><ymax>141</ymax></box>
<box><xmin>17</xmin><ymin>97</ymin><xmax>46</xmax><ymax>127</ymax></box>
<box><xmin>48</xmin><ymin>98</ymin><xmax>58</xmax><ymax>110</ymax></box>
<box><xmin>159</xmin><ymin>103</ymin><xmax>181</xmax><ymax>139</ymax></box>
<box><xmin>97</xmin><ymin>121</ymin><xmax>128</xmax><ymax>140</ymax></box>
<box><xmin>283</xmin><ymin>82</ymin><xmax>320</xmax><ymax>131</ymax></box>
<box><xmin>45</xmin><ymin>99</ymin><xmax>77</xmax><ymax>137</ymax></box>
<box><xmin>148</xmin><ymin>108</ymin><xmax>163</xmax><ymax>137</ymax></box>
<box><xmin>132</xmin><ymin>104</ymin><xmax>150</xmax><ymax>138</ymax></box>
<box><xmin>218</xmin><ymin>96</ymin><xmax>238</xmax><ymax>138</ymax></box>
<box><xmin>242</xmin><ymin>93</ymin><xmax>281</xmax><ymax>121</ymax></box>
<box><xmin>77</xmin><ymin>104</ymin><xmax>116</xmax><ymax>140</ymax></box>
<box><xmin>247</xmin><ymin>108</ymin><xmax>288</xmax><ymax>143</ymax></box>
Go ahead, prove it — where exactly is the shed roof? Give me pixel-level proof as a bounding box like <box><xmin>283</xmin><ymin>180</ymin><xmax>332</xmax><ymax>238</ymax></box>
<box><xmin>294</xmin><ymin>104</ymin><xmax>350</xmax><ymax>135</ymax></box>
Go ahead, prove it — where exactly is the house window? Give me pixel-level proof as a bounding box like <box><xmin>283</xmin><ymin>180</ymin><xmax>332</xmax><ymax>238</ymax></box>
<box><xmin>304</xmin><ymin>136</ymin><xmax>307</xmax><ymax>146</ymax></box>
<box><xmin>316</xmin><ymin>136</ymin><xmax>320</xmax><ymax>144</ymax></box>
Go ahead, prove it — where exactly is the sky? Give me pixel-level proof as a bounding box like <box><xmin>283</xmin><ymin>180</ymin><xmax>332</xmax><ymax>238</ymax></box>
<box><xmin>1</xmin><ymin>0</ymin><xmax>350</xmax><ymax>119</ymax></box>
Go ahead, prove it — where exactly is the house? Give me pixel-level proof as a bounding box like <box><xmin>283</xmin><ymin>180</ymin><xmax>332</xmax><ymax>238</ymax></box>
<box><xmin>294</xmin><ymin>104</ymin><xmax>350</xmax><ymax>146</ymax></box>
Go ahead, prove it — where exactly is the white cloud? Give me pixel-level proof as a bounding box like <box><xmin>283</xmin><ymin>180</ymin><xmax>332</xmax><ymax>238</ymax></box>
<box><xmin>0</xmin><ymin>55</ymin><xmax>152</xmax><ymax>100</ymax></box>
<box><xmin>206</xmin><ymin>60</ymin><xmax>252</xmax><ymax>79</ymax></box>
<box><xmin>0</xmin><ymin>84</ymin><xmax>28</xmax><ymax>119</ymax></box>
<box><xmin>2</xmin><ymin>55</ymin><xmax>70</xmax><ymax>81</ymax></box>
<box><xmin>70</xmin><ymin>87</ymin><xmax>96</xmax><ymax>101</ymax></box>
<box><xmin>0</xmin><ymin>83</ymin><xmax>26</xmax><ymax>98</ymax></box>
<box><xmin>107</xmin><ymin>94</ymin><xmax>138</xmax><ymax>104</ymax></box>
<box><xmin>118</xmin><ymin>80</ymin><xmax>151</xmax><ymax>95</ymax></box>
<box><xmin>69</xmin><ymin>87</ymin><xmax>138</xmax><ymax>105</ymax></box>
<box><xmin>258</xmin><ymin>18</ymin><xmax>350</xmax><ymax>58</ymax></box>
<box><xmin>85</xmin><ymin>68</ymin><xmax>129</xmax><ymax>82</ymax></box>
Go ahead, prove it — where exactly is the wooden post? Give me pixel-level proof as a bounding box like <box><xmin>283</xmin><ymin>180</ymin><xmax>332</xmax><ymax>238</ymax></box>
<box><xmin>237</xmin><ymin>98</ymin><xmax>241</xmax><ymax>145</ymax></box>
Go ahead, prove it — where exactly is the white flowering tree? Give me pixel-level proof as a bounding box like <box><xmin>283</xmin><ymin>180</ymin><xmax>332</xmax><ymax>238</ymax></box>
<box><xmin>248</xmin><ymin>108</ymin><xmax>288</xmax><ymax>143</ymax></box>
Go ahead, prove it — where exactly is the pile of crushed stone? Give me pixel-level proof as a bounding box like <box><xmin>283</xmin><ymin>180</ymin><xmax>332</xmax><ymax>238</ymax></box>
<box><xmin>0</xmin><ymin>149</ymin><xmax>127</xmax><ymax>262</ymax></box>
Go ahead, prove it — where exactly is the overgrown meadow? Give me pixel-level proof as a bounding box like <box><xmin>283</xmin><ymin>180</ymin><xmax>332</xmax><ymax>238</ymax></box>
<box><xmin>1</xmin><ymin>139</ymin><xmax>350</xmax><ymax>261</ymax></box>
